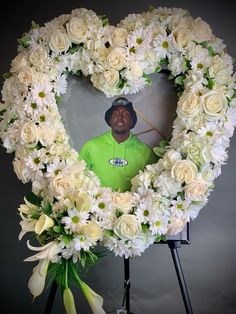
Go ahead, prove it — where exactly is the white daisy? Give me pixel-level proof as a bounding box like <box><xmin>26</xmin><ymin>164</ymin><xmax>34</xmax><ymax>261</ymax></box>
<box><xmin>153</xmin><ymin>33</ymin><xmax>173</xmax><ymax>59</ymax></box>
<box><xmin>53</xmin><ymin>73</ymin><xmax>68</xmax><ymax>96</ymax></box>
<box><xmin>149</xmin><ymin>212</ymin><xmax>169</xmax><ymax>236</ymax></box>
<box><xmin>46</xmin><ymin>159</ymin><xmax>68</xmax><ymax>178</ymax></box>
<box><xmin>31</xmin><ymin>82</ymin><xmax>55</xmax><ymax>107</ymax></box>
<box><xmin>61</xmin><ymin>208</ymin><xmax>89</xmax><ymax>233</ymax></box>
<box><xmin>127</xmin><ymin>27</ymin><xmax>152</xmax><ymax>55</ymax></box>
<box><xmin>25</xmin><ymin>148</ymin><xmax>48</xmax><ymax>173</ymax></box>
<box><xmin>170</xmin><ymin>196</ymin><xmax>191</xmax><ymax>219</ymax></box>
<box><xmin>74</xmin><ymin>235</ymin><xmax>95</xmax><ymax>251</ymax></box>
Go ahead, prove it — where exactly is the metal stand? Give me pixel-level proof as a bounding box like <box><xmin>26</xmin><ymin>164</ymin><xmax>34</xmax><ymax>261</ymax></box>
<box><xmin>121</xmin><ymin>240</ymin><xmax>193</xmax><ymax>314</ymax></box>
<box><xmin>168</xmin><ymin>241</ymin><xmax>193</xmax><ymax>314</ymax></box>
<box><xmin>122</xmin><ymin>257</ymin><xmax>134</xmax><ymax>313</ymax></box>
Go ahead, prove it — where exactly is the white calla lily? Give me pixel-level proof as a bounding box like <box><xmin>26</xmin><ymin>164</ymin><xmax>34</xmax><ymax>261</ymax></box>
<box><xmin>35</xmin><ymin>214</ymin><xmax>54</xmax><ymax>235</ymax></box>
<box><xmin>80</xmin><ymin>281</ymin><xmax>106</xmax><ymax>314</ymax></box>
<box><xmin>28</xmin><ymin>258</ymin><xmax>49</xmax><ymax>300</ymax></box>
<box><xmin>63</xmin><ymin>288</ymin><xmax>77</xmax><ymax>314</ymax></box>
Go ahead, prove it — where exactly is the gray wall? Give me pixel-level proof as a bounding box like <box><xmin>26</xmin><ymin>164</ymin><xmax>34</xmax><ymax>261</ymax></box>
<box><xmin>0</xmin><ymin>1</ymin><xmax>236</xmax><ymax>313</ymax></box>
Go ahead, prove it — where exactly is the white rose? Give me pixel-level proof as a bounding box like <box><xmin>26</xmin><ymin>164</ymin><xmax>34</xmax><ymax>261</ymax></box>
<box><xmin>167</xmin><ymin>218</ymin><xmax>187</xmax><ymax>236</ymax></box>
<box><xmin>112</xmin><ymin>192</ymin><xmax>134</xmax><ymax>214</ymax></box>
<box><xmin>74</xmin><ymin>191</ymin><xmax>91</xmax><ymax>212</ymax></box>
<box><xmin>95</xmin><ymin>47</ymin><xmax>109</xmax><ymax>63</ymax></box>
<box><xmin>11</xmin><ymin>52</ymin><xmax>29</xmax><ymax>73</ymax></box>
<box><xmin>163</xmin><ymin>150</ymin><xmax>182</xmax><ymax>169</ymax></box>
<box><xmin>20</xmin><ymin>121</ymin><xmax>38</xmax><ymax>147</ymax></box>
<box><xmin>112</xmin><ymin>28</ymin><xmax>128</xmax><ymax>47</ymax></box>
<box><xmin>201</xmin><ymin>90</ymin><xmax>227</xmax><ymax>116</ymax></box>
<box><xmin>107</xmin><ymin>48</ymin><xmax>127</xmax><ymax>70</ymax></box>
<box><xmin>172</xmin><ymin>27</ymin><xmax>191</xmax><ymax>52</ymax></box>
<box><xmin>114</xmin><ymin>214</ymin><xmax>141</xmax><ymax>240</ymax></box>
<box><xmin>17</xmin><ymin>66</ymin><xmax>35</xmax><ymax>86</ymax></box>
<box><xmin>50</xmin><ymin>173</ymin><xmax>74</xmax><ymax>198</ymax></box>
<box><xmin>191</xmin><ymin>17</ymin><xmax>212</xmax><ymax>42</ymax></box>
<box><xmin>80</xmin><ymin>222</ymin><xmax>103</xmax><ymax>241</ymax></box>
<box><xmin>171</xmin><ymin>159</ymin><xmax>198</xmax><ymax>184</ymax></box>
<box><xmin>49</xmin><ymin>30</ymin><xmax>71</xmax><ymax>53</ymax></box>
<box><xmin>184</xmin><ymin>179</ymin><xmax>208</xmax><ymax>201</ymax></box>
<box><xmin>66</xmin><ymin>17</ymin><xmax>89</xmax><ymax>44</ymax></box>
<box><xmin>13</xmin><ymin>158</ymin><xmax>31</xmax><ymax>183</ymax></box>
<box><xmin>103</xmin><ymin>68</ymin><xmax>119</xmax><ymax>86</ymax></box>
<box><xmin>177</xmin><ymin>91</ymin><xmax>201</xmax><ymax>118</ymax></box>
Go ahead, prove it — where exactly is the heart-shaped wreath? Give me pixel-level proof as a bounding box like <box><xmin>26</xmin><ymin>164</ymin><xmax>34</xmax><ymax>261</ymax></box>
<box><xmin>0</xmin><ymin>6</ymin><xmax>235</xmax><ymax>314</ymax></box>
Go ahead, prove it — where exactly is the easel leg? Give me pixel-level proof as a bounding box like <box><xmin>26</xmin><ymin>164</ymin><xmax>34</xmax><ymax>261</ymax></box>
<box><xmin>124</xmin><ymin>257</ymin><xmax>131</xmax><ymax>313</ymax></box>
<box><xmin>44</xmin><ymin>281</ymin><xmax>57</xmax><ymax>314</ymax></box>
<box><xmin>168</xmin><ymin>241</ymin><xmax>193</xmax><ymax>314</ymax></box>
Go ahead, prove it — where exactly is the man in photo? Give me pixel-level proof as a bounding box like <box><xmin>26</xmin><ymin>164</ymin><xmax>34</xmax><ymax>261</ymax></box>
<box><xmin>79</xmin><ymin>97</ymin><xmax>158</xmax><ymax>191</ymax></box>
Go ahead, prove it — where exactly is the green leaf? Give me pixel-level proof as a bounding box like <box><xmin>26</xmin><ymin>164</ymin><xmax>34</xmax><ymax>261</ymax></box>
<box><xmin>231</xmin><ymin>89</ymin><xmax>236</xmax><ymax>99</ymax></box>
<box><xmin>62</xmin><ymin>234</ymin><xmax>73</xmax><ymax>245</ymax></box>
<box><xmin>207</xmin><ymin>79</ymin><xmax>215</xmax><ymax>90</ymax></box>
<box><xmin>30</xmin><ymin>212</ymin><xmax>40</xmax><ymax>220</ymax></box>
<box><xmin>200</xmin><ymin>41</ymin><xmax>208</xmax><ymax>49</ymax></box>
<box><xmin>177</xmin><ymin>191</ymin><xmax>185</xmax><ymax>200</ymax></box>
<box><xmin>118</xmin><ymin>77</ymin><xmax>127</xmax><ymax>89</ymax></box>
<box><xmin>153</xmin><ymin>146</ymin><xmax>166</xmax><ymax>158</ymax></box>
<box><xmin>183</xmin><ymin>59</ymin><xmax>191</xmax><ymax>71</ymax></box>
<box><xmin>53</xmin><ymin>225</ymin><xmax>63</xmax><ymax>233</ymax></box>
<box><xmin>3</xmin><ymin>72</ymin><xmax>12</xmax><ymax>80</ymax></box>
<box><xmin>142</xmin><ymin>73</ymin><xmax>152</xmax><ymax>85</ymax></box>
<box><xmin>0</xmin><ymin>109</ymin><xmax>6</xmax><ymax>116</ymax></box>
<box><xmin>154</xmin><ymin>66</ymin><xmax>161</xmax><ymax>73</ymax></box>
<box><xmin>141</xmin><ymin>224</ymin><xmax>149</xmax><ymax>233</ymax></box>
<box><xmin>17</xmin><ymin>34</ymin><xmax>30</xmax><ymax>49</ymax></box>
<box><xmin>116</xmin><ymin>209</ymin><xmax>123</xmax><ymax>218</ymax></box>
<box><xmin>104</xmin><ymin>230</ymin><xmax>115</xmax><ymax>237</ymax></box>
<box><xmin>160</xmin><ymin>57</ymin><xmax>169</xmax><ymax>66</ymax></box>
<box><xmin>68</xmin><ymin>44</ymin><xmax>80</xmax><ymax>54</ymax></box>
<box><xmin>175</xmin><ymin>75</ymin><xmax>184</xmax><ymax>86</ymax></box>
<box><xmin>25</xmin><ymin>192</ymin><xmax>42</xmax><ymax>206</ymax></box>
<box><xmin>99</xmin><ymin>15</ymin><xmax>109</xmax><ymax>26</ymax></box>
<box><xmin>31</xmin><ymin>20</ymin><xmax>39</xmax><ymax>29</ymax></box>
<box><xmin>102</xmin><ymin>17</ymin><xmax>109</xmax><ymax>27</ymax></box>
<box><xmin>43</xmin><ymin>202</ymin><xmax>52</xmax><ymax>215</ymax></box>
<box><xmin>159</xmin><ymin>139</ymin><xmax>169</xmax><ymax>147</ymax></box>
<box><xmin>155</xmin><ymin>234</ymin><xmax>167</xmax><ymax>242</ymax></box>
<box><xmin>148</xmin><ymin>5</ymin><xmax>155</xmax><ymax>11</ymax></box>
<box><xmin>55</xmin><ymin>95</ymin><xmax>62</xmax><ymax>103</ymax></box>
<box><xmin>207</xmin><ymin>46</ymin><xmax>215</xmax><ymax>57</ymax></box>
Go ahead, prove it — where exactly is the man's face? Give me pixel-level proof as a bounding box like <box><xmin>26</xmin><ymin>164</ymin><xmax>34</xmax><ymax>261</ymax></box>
<box><xmin>109</xmin><ymin>106</ymin><xmax>133</xmax><ymax>134</ymax></box>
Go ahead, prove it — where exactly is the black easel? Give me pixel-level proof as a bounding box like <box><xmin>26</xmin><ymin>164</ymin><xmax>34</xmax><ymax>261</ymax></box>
<box><xmin>44</xmin><ymin>281</ymin><xmax>57</xmax><ymax>314</ymax></box>
<box><xmin>122</xmin><ymin>240</ymin><xmax>193</xmax><ymax>314</ymax></box>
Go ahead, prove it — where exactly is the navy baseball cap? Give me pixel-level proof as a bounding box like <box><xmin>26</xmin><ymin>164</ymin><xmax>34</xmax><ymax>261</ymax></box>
<box><xmin>104</xmin><ymin>97</ymin><xmax>137</xmax><ymax>129</ymax></box>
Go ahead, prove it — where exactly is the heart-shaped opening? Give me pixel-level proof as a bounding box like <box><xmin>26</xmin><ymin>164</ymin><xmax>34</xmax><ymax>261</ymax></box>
<box><xmin>59</xmin><ymin>72</ymin><xmax>177</xmax><ymax>153</ymax></box>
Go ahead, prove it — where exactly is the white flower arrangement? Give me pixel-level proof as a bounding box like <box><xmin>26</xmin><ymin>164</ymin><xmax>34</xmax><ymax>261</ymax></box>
<box><xmin>0</xmin><ymin>6</ymin><xmax>236</xmax><ymax>314</ymax></box>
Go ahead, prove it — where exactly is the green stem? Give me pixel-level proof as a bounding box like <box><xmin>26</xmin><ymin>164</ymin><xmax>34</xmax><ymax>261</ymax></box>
<box><xmin>70</xmin><ymin>264</ymin><xmax>82</xmax><ymax>288</ymax></box>
<box><xmin>65</xmin><ymin>260</ymin><xmax>69</xmax><ymax>289</ymax></box>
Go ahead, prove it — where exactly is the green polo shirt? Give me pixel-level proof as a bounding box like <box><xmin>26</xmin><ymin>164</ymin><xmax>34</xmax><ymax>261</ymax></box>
<box><xmin>79</xmin><ymin>131</ymin><xmax>158</xmax><ymax>192</ymax></box>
